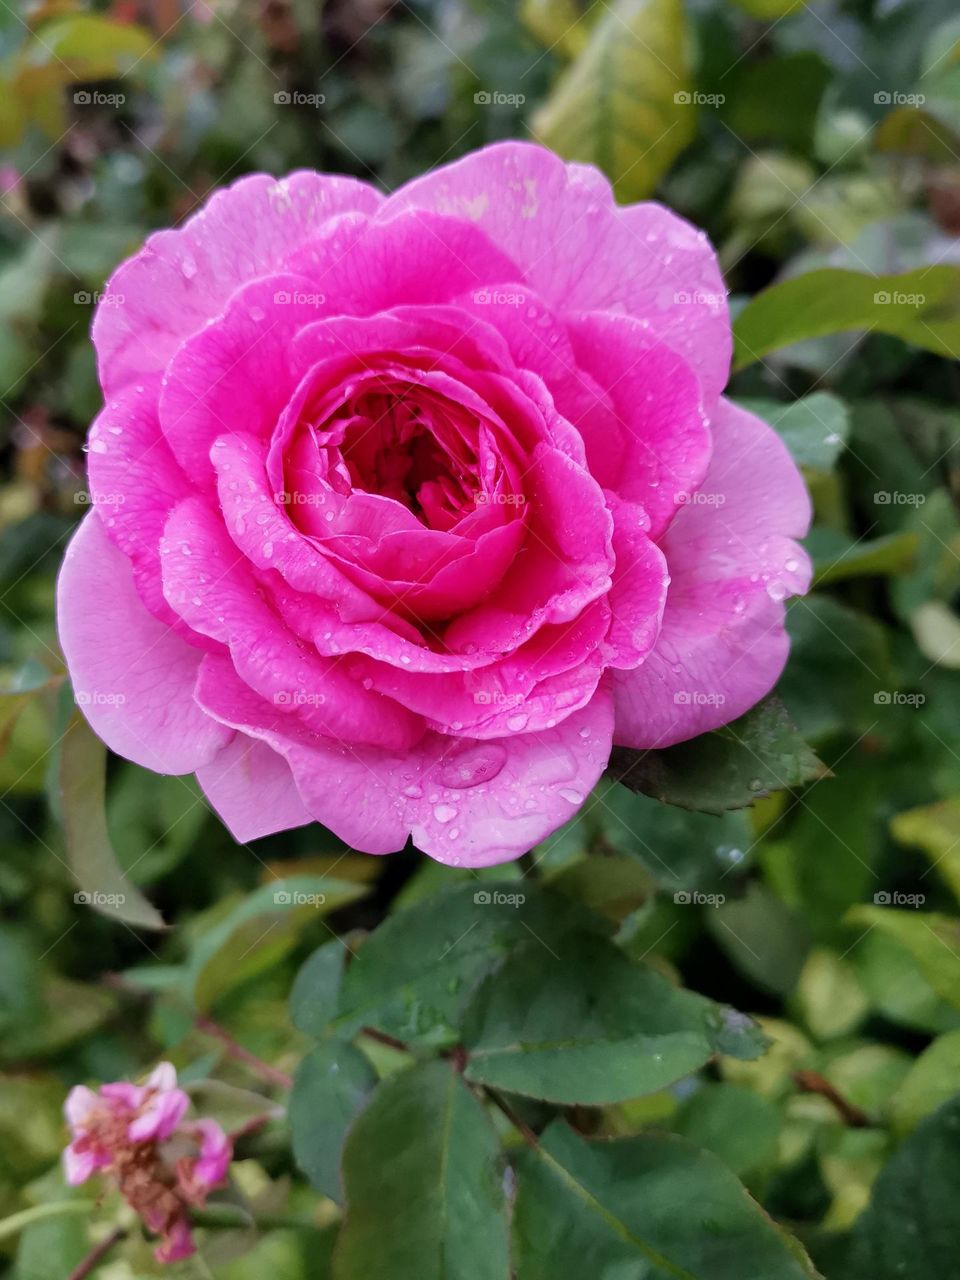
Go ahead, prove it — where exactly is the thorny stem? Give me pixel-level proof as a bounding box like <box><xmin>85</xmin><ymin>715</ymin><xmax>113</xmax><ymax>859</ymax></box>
<box><xmin>67</xmin><ymin>1226</ymin><xmax>127</xmax><ymax>1280</ymax></box>
<box><xmin>792</xmin><ymin>1070</ymin><xmax>871</xmax><ymax>1128</ymax></box>
<box><xmin>195</xmin><ymin>1015</ymin><xmax>294</xmax><ymax>1089</ymax></box>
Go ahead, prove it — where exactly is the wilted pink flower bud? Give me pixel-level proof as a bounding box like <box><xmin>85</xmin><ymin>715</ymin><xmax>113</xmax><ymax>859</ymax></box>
<box><xmin>63</xmin><ymin>1062</ymin><xmax>233</xmax><ymax>1263</ymax></box>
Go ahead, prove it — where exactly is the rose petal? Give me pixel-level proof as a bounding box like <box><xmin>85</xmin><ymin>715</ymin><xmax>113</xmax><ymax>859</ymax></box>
<box><xmin>57</xmin><ymin>513</ymin><xmax>233</xmax><ymax>773</ymax></box>
<box><xmin>95</xmin><ymin>171</ymin><xmax>382</xmax><ymax>395</ymax></box>
<box><xmin>196</xmin><ymin>734</ymin><xmax>313</xmax><ymax>842</ymax></box>
<box><xmin>614</xmin><ymin>398</ymin><xmax>811</xmax><ymax>747</ymax></box>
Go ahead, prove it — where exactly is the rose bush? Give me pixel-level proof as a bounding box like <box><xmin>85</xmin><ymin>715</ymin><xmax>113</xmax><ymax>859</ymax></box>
<box><xmin>57</xmin><ymin>141</ymin><xmax>810</xmax><ymax>865</ymax></box>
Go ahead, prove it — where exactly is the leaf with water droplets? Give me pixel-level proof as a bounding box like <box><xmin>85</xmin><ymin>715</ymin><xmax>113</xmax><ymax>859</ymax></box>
<box><xmin>461</xmin><ymin>932</ymin><xmax>765</xmax><ymax>1103</ymax></box>
<box><xmin>513</xmin><ymin>1120</ymin><xmax>820</xmax><ymax>1279</ymax></box>
<box><xmin>609</xmin><ymin>696</ymin><xmax>827</xmax><ymax>815</ymax></box>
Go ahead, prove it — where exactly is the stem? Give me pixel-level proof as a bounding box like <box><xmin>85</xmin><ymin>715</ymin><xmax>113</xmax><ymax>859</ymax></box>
<box><xmin>792</xmin><ymin>1070</ymin><xmax>871</xmax><ymax>1128</ymax></box>
<box><xmin>0</xmin><ymin>1200</ymin><xmax>95</xmax><ymax>1244</ymax></box>
<box><xmin>192</xmin><ymin>1204</ymin><xmax>318</xmax><ymax>1231</ymax></box>
<box><xmin>195</xmin><ymin>1015</ymin><xmax>294</xmax><ymax>1089</ymax></box>
<box><xmin>68</xmin><ymin>1226</ymin><xmax>126</xmax><ymax>1280</ymax></box>
<box><xmin>360</xmin><ymin>1026</ymin><xmax>410</xmax><ymax>1053</ymax></box>
<box><xmin>483</xmin><ymin>1088</ymin><xmax>540</xmax><ymax>1149</ymax></box>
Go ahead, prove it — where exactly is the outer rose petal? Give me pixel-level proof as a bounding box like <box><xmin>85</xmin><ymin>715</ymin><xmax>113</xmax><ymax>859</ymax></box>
<box><xmin>63</xmin><ymin>1143</ymin><xmax>102</xmax><ymax>1185</ymax></box>
<box><xmin>614</xmin><ymin>398</ymin><xmax>812</xmax><ymax>748</ymax></box>
<box><xmin>128</xmin><ymin>1086</ymin><xmax>189</xmax><ymax>1143</ymax></box>
<box><xmin>56</xmin><ymin>513</ymin><xmax>232</xmax><ymax>773</ymax></box>
<box><xmin>196</xmin><ymin>735</ymin><xmax>312</xmax><ymax>842</ymax></box>
<box><xmin>94</xmin><ymin>171</ymin><xmax>382</xmax><ymax>395</ymax></box>
<box><xmin>194</xmin><ymin>656</ymin><xmax>614</xmax><ymax>867</ymax></box>
<box><xmin>384</xmin><ymin>141</ymin><xmax>731</xmax><ymax>403</ymax></box>
<box><xmin>64</xmin><ymin>1084</ymin><xmax>99</xmax><ymax>1130</ymax></box>
<box><xmin>192</xmin><ymin>1118</ymin><xmax>232</xmax><ymax>1187</ymax></box>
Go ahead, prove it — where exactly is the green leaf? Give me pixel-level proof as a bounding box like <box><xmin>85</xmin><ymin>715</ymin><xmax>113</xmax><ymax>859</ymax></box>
<box><xmin>890</xmin><ymin>1030</ymin><xmax>960</xmax><ymax>1136</ymax></box>
<box><xmin>290</xmin><ymin>939</ymin><xmax>350</xmax><ymax>1039</ymax></box>
<box><xmin>461</xmin><ymin>933</ymin><xmax>764</xmax><ymax>1104</ymax></box>
<box><xmin>673</xmin><ymin>1083</ymin><xmax>783</xmax><ymax>1182</ymax></box>
<box><xmin>891</xmin><ymin>798</ymin><xmax>960</xmax><ymax>902</ymax></box>
<box><xmin>793</xmin><ymin>948</ymin><xmax>868</xmax><ymax>1041</ymax></box>
<box><xmin>29</xmin><ymin>14</ymin><xmax>156</xmax><ymax>80</ymax></box>
<box><xmin>336</xmin><ymin>1061</ymin><xmax>509</xmax><ymax>1280</ymax></box>
<box><xmin>728</xmin><ymin>0</ymin><xmax>806</xmax><ymax>17</ymax></box>
<box><xmin>289</xmin><ymin>1042</ymin><xmax>377</xmax><ymax>1201</ymax></box>
<box><xmin>845</xmin><ymin>907</ymin><xmax>960</xmax><ymax>1011</ymax></box>
<box><xmin>57</xmin><ymin>712</ymin><xmax>165</xmax><ymax>931</ymax></box>
<box><xmin>330</xmin><ymin>883</ymin><xmax>603</xmax><ymax>1046</ymax></box>
<box><xmin>707</xmin><ymin>883</ymin><xmax>810</xmax><ymax>998</ymax></box>
<box><xmin>807</xmin><ymin>529</ymin><xmax>920</xmax><ymax>586</ymax></box>
<box><xmin>512</xmin><ymin>1121</ymin><xmax>820</xmax><ymax>1279</ymax></box>
<box><xmin>733</xmin><ymin>267</ymin><xmax>960</xmax><ymax>370</ymax></box>
<box><xmin>610</xmin><ymin>697</ymin><xmax>826</xmax><ymax>816</ymax></box>
<box><xmin>187</xmin><ymin>875</ymin><xmax>367</xmax><ymax>1011</ymax></box>
<box><xmin>532</xmin><ymin>0</ymin><xmax>694</xmax><ymax>202</ymax></box>
<box><xmin>847</xmin><ymin>1094</ymin><xmax>960</xmax><ymax>1278</ymax></box>
<box><xmin>733</xmin><ymin>394</ymin><xmax>849</xmax><ymax>474</ymax></box>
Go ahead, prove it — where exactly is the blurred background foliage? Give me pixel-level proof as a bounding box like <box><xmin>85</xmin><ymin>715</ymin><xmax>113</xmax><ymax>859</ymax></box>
<box><xmin>2</xmin><ymin>0</ymin><xmax>960</xmax><ymax>1277</ymax></box>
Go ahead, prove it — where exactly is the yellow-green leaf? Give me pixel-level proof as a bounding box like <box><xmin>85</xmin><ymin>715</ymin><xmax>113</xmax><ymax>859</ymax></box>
<box><xmin>531</xmin><ymin>0</ymin><xmax>694</xmax><ymax>202</ymax></box>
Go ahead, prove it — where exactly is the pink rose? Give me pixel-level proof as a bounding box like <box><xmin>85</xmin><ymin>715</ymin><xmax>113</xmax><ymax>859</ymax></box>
<box><xmin>57</xmin><ymin>142</ymin><xmax>810</xmax><ymax>866</ymax></box>
<box><xmin>63</xmin><ymin>1063</ymin><xmax>232</xmax><ymax>1263</ymax></box>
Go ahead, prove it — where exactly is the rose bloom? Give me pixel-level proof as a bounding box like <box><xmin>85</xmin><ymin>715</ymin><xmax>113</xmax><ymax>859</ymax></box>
<box><xmin>63</xmin><ymin>1063</ymin><xmax>232</xmax><ymax>1263</ymax></box>
<box><xmin>58</xmin><ymin>142</ymin><xmax>810</xmax><ymax>865</ymax></box>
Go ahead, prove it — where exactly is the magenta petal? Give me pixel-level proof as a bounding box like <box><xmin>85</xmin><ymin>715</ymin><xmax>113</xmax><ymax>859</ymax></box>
<box><xmin>566</xmin><ymin>312</ymin><xmax>711</xmax><ymax>538</ymax></box>
<box><xmin>57</xmin><ymin>514</ymin><xmax>233</xmax><ymax>773</ymax></box>
<box><xmin>64</xmin><ymin>1084</ymin><xmax>99</xmax><ymax>1130</ymax></box>
<box><xmin>196</xmin><ymin>734</ymin><xmax>313</xmax><ymax>842</ymax></box>
<box><xmin>192</xmin><ymin>1118</ymin><xmax>232</xmax><ymax>1187</ymax></box>
<box><xmin>386</xmin><ymin>141</ymin><xmax>731</xmax><ymax>403</ymax></box>
<box><xmin>194</xmin><ymin>655</ymin><xmax>614</xmax><ymax>866</ymax></box>
<box><xmin>94</xmin><ymin>171</ymin><xmax>382</xmax><ymax>395</ymax></box>
<box><xmin>128</xmin><ymin>1087</ymin><xmax>189</xmax><ymax>1143</ymax></box>
<box><xmin>154</xmin><ymin>1219</ymin><xmax>196</xmax><ymax>1264</ymax></box>
<box><xmin>63</xmin><ymin>1143</ymin><xmax>100</xmax><ymax>1185</ymax></box>
<box><xmin>614</xmin><ymin>398</ymin><xmax>811</xmax><ymax>748</ymax></box>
